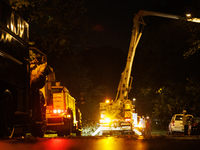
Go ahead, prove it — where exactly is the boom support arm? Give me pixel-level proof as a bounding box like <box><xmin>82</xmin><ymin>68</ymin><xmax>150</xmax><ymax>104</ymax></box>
<box><xmin>115</xmin><ymin>10</ymin><xmax>200</xmax><ymax>104</ymax></box>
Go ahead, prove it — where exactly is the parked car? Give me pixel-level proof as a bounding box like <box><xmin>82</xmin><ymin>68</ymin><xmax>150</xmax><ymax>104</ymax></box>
<box><xmin>168</xmin><ymin>114</ymin><xmax>193</xmax><ymax>135</ymax></box>
<box><xmin>188</xmin><ymin>117</ymin><xmax>200</xmax><ymax>135</ymax></box>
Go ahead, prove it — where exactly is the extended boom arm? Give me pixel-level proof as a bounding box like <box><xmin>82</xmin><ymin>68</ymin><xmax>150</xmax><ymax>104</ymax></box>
<box><xmin>115</xmin><ymin>10</ymin><xmax>200</xmax><ymax>105</ymax></box>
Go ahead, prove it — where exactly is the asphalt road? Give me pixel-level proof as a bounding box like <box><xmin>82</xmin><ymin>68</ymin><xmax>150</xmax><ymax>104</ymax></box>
<box><xmin>1</xmin><ymin>135</ymin><xmax>200</xmax><ymax>150</ymax></box>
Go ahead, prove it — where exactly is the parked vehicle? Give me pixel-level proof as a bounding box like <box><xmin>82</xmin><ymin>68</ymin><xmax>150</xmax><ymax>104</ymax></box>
<box><xmin>0</xmin><ymin>1</ymin><xmax>49</xmax><ymax>138</ymax></box>
<box><xmin>42</xmin><ymin>82</ymin><xmax>82</xmax><ymax>136</ymax></box>
<box><xmin>168</xmin><ymin>114</ymin><xmax>193</xmax><ymax>135</ymax></box>
<box><xmin>188</xmin><ymin>117</ymin><xmax>200</xmax><ymax>135</ymax></box>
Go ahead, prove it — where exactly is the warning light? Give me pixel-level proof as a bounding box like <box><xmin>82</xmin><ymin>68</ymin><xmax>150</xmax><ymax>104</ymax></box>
<box><xmin>105</xmin><ymin>100</ymin><xmax>110</xmax><ymax>103</ymax></box>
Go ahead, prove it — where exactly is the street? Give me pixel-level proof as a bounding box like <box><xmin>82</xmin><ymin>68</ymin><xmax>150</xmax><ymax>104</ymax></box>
<box><xmin>1</xmin><ymin>135</ymin><xmax>200</xmax><ymax>150</ymax></box>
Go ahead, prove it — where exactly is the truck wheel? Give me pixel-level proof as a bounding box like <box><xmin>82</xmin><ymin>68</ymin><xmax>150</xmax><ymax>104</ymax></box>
<box><xmin>64</xmin><ymin>121</ymin><xmax>72</xmax><ymax>136</ymax></box>
<box><xmin>57</xmin><ymin>131</ymin><xmax>65</xmax><ymax>136</ymax></box>
<box><xmin>64</xmin><ymin>114</ymin><xmax>73</xmax><ymax>136</ymax></box>
<box><xmin>31</xmin><ymin>122</ymin><xmax>46</xmax><ymax>138</ymax></box>
<box><xmin>76</xmin><ymin>130</ymin><xmax>82</xmax><ymax>136</ymax></box>
<box><xmin>0</xmin><ymin>90</ymin><xmax>15</xmax><ymax>138</ymax></box>
<box><xmin>65</xmin><ymin>129</ymin><xmax>70</xmax><ymax>136</ymax></box>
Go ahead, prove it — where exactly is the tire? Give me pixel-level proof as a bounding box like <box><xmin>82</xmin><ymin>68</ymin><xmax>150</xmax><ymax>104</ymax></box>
<box><xmin>57</xmin><ymin>111</ymin><xmax>73</xmax><ymax>137</ymax></box>
<box><xmin>57</xmin><ymin>131</ymin><xmax>65</xmax><ymax>137</ymax></box>
<box><xmin>76</xmin><ymin>130</ymin><xmax>82</xmax><ymax>136</ymax></box>
<box><xmin>64</xmin><ymin>117</ymin><xmax>73</xmax><ymax>136</ymax></box>
<box><xmin>57</xmin><ymin>122</ymin><xmax>72</xmax><ymax>136</ymax></box>
<box><xmin>31</xmin><ymin>122</ymin><xmax>46</xmax><ymax>137</ymax></box>
<box><xmin>0</xmin><ymin>90</ymin><xmax>15</xmax><ymax>138</ymax></box>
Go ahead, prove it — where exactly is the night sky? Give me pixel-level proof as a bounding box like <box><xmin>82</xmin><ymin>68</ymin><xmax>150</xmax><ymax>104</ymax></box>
<box><xmin>85</xmin><ymin>0</ymin><xmax>190</xmax><ymax>50</ymax></box>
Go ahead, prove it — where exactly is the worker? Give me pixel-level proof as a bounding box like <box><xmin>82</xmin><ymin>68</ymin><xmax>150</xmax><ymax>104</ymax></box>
<box><xmin>146</xmin><ymin>116</ymin><xmax>151</xmax><ymax>135</ymax></box>
<box><xmin>140</xmin><ymin>116</ymin><xmax>146</xmax><ymax>135</ymax></box>
<box><xmin>182</xmin><ymin>110</ymin><xmax>188</xmax><ymax>136</ymax></box>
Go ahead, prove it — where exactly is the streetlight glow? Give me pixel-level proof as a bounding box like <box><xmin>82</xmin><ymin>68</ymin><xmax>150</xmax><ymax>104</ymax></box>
<box><xmin>186</xmin><ymin>14</ymin><xmax>191</xmax><ymax>18</ymax></box>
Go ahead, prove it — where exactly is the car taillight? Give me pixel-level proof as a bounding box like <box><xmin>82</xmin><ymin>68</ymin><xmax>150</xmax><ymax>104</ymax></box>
<box><xmin>193</xmin><ymin>123</ymin><xmax>199</xmax><ymax>126</ymax></box>
<box><xmin>172</xmin><ymin>121</ymin><xmax>175</xmax><ymax>126</ymax></box>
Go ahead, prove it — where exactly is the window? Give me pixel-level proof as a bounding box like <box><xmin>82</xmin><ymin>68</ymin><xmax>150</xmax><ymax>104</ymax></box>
<box><xmin>175</xmin><ymin>115</ymin><xmax>183</xmax><ymax>120</ymax></box>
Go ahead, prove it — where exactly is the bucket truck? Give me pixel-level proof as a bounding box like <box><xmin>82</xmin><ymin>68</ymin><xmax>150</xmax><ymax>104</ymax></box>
<box><xmin>92</xmin><ymin>10</ymin><xmax>200</xmax><ymax>136</ymax></box>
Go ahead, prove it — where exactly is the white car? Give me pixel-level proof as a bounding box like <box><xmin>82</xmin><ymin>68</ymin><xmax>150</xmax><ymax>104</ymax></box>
<box><xmin>168</xmin><ymin>114</ymin><xmax>193</xmax><ymax>135</ymax></box>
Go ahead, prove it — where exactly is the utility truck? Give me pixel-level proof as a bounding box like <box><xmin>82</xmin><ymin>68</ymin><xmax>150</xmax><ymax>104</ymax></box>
<box><xmin>41</xmin><ymin>82</ymin><xmax>82</xmax><ymax>136</ymax></box>
<box><xmin>0</xmin><ymin>1</ymin><xmax>51</xmax><ymax>138</ymax></box>
<box><xmin>93</xmin><ymin>10</ymin><xmax>200</xmax><ymax>136</ymax></box>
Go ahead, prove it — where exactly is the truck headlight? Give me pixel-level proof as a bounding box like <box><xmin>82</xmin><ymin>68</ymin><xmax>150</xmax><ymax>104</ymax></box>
<box><xmin>105</xmin><ymin>118</ymin><xmax>111</xmax><ymax>123</ymax></box>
